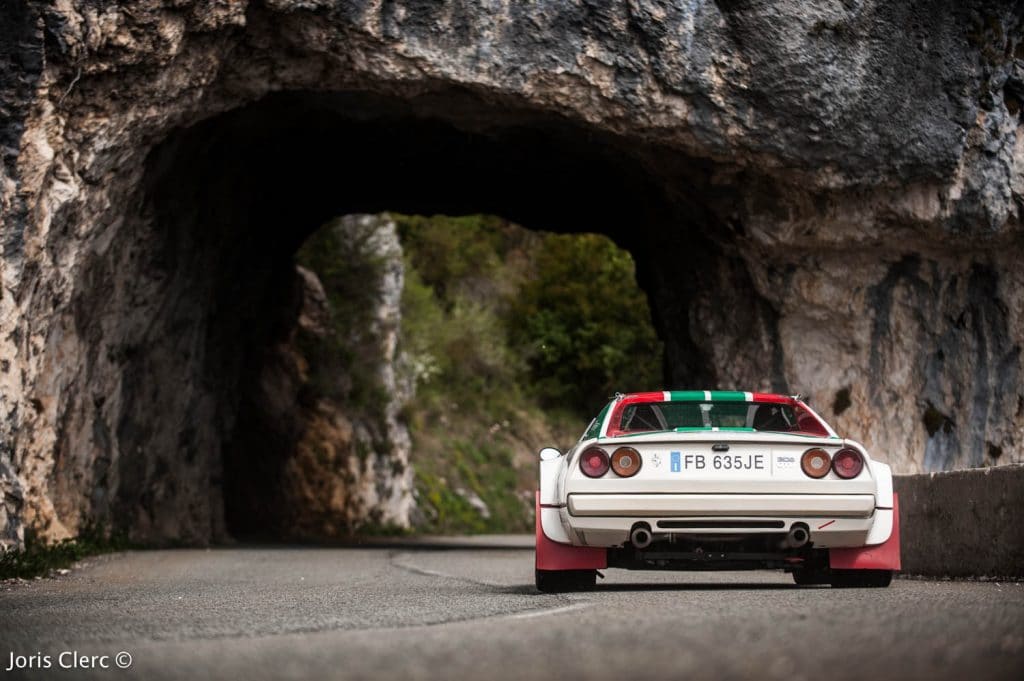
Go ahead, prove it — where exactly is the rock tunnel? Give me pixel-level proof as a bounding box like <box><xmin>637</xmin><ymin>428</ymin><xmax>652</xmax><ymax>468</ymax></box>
<box><xmin>1</xmin><ymin>1</ymin><xmax>1021</xmax><ymax>546</ymax></box>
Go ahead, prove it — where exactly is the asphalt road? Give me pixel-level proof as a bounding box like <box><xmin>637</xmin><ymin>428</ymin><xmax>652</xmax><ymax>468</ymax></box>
<box><xmin>1</xmin><ymin>537</ymin><xmax>1022</xmax><ymax>681</ymax></box>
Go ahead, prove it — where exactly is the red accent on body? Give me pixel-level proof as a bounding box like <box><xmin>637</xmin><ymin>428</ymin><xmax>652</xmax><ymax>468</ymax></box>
<box><xmin>829</xmin><ymin>494</ymin><xmax>901</xmax><ymax>570</ymax></box>
<box><xmin>794</xmin><ymin>408</ymin><xmax>830</xmax><ymax>436</ymax></box>
<box><xmin>817</xmin><ymin>519</ymin><xmax>836</xmax><ymax>529</ymax></box>
<box><xmin>605</xmin><ymin>392</ymin><xmax>668</xmax><ymax>438</ymax></box>
<box><xmin>751</xmin><ymin>392</ymin><xmax>792</xmax><ymax>404</ymax></box>
<box><xmin>535</xmin><ymin>492</ymin><xmax>607</xmax><ymax>570</ymax></box>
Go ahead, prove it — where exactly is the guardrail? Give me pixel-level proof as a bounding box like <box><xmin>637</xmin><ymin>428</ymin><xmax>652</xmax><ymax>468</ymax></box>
<box><xmin>894</xmin><ymin>464</ymin><xmax>1023</xmax><ymax>579</ymax></box>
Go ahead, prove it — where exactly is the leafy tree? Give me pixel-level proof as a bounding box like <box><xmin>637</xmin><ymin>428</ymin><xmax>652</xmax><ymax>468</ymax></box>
<box><xmin>509</xmin><ymin>232</ymin><xmax>663</xmax><ymax>416</ymax></box>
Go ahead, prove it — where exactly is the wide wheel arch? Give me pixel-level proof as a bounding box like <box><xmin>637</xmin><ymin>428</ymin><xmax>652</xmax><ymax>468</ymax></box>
<box><xmin>535</xmin><ymin>492</ymin><xmax>607</xmax><ymax>571</ymax></box>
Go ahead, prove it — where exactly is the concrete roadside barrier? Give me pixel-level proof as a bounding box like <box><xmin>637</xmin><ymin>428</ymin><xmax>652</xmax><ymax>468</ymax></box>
<box><xmin>894</xmin><ymin>464</ymin><xmax>1023</xmax><ymax>579</ymax></box>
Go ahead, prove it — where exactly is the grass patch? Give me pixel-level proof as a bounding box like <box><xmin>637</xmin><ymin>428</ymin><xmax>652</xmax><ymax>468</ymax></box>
<box><xmin>0</xmin><ymin>526</ymin><xmax>134</xmax><ymax>580</ymax></box>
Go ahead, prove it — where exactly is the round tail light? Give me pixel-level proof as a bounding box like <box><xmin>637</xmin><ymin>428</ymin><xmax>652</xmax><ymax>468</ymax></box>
<box><xmin>579</xmin><ymin>446</ymin><xmax>610</xmax><ymax>478</ymax></box>
<box><xmin>611</xmin><ymin>447</ymin><xmax>642</xmax><ymax>477</ymax></box>
<box><xmin>801</xmin><ymin>448</ymin><xmax>831</xmax><ymax>479</ymax></box>
<box><xmin>832</xmin><ymin>448</ymin><xmax>864</xmax><ymax>479</ymax></box>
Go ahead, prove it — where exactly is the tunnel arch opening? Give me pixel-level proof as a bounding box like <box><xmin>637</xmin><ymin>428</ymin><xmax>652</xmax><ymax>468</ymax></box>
<box><xmin>78</xmin><ymin>89</ymin><xmax>781</xmax><ymax>541</ymax></box>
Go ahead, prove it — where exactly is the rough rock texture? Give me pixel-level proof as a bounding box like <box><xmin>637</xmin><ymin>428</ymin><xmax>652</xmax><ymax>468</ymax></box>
<box><xmin>1</xmin><ymin>1</ymin><xmax>1022</xmax><ymax>547</ymax></box>
<box><xmin>895</xmin><ymin>465</ymin><xmax>1024</xmax><ymax>578</ymax></box>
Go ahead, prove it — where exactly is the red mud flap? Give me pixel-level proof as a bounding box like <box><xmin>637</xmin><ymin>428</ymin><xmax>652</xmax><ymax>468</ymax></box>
<box><xmin>535</xmin><ymin>492</ymin><xmax>607</xmax><ymax>571</ymax></box>
<box><xmin>829</xmin><ymin>493</ymin><xmax>901</xmax><ymax>571</ymax></box>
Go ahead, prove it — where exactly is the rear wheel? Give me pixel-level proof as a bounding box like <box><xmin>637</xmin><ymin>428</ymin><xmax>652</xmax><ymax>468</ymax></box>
<box><xmin>791</xmin><ymin>569</ymin><xmax>829</xmax><ymax>586</ymax></box>
<box><xmin>829</xmin><ymin>569</ymin><xmax>893</xmax><ymax>588</ymax></box>
<box><xmin>535</xmin><ymin>569</ymin><xmax>597</xmax><ymax>593</ymax></box>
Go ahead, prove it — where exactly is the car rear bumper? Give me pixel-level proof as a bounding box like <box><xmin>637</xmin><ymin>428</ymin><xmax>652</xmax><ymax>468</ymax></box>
<box><xmin>555</xmin><ymin>493</ymin><xmax>882</xmax><ymax>549</ymax></box>
<box><xmin>567</xmin><ymin>493</ymin><xmax>875</xmax><ymax>518</ymax></box>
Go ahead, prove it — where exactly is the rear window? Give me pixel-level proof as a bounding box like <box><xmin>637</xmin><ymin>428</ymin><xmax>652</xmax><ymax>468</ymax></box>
<box><xmin>616</xmin><ymin>401</ymin><xmax>829</xmax><ymax>437</ymax></box>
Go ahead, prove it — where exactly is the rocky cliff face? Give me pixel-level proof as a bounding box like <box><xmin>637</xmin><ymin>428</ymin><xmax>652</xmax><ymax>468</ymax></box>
<box><xmin>1</xmin><ymin>1</ymin><xmax>1021</xmax><ymax>547</ymax></box>
<box><xmin>224</xmin><ymin>215</ymin><xmax>414</xmax><ymax>539</ymax></box>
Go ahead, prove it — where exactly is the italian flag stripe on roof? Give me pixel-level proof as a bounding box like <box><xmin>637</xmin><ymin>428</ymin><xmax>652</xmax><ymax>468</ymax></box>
<box><xmin>708</xmin><ymin>391</ymin><xmax>746</xmax><ymax>401</ymax></box>
<box><xmin>668</xmin><ymin>390</ymin><xmax>705</xmax><ymax>401</ymax></box>
<box><xmin>668</xmin><ymin>391</ymin><xmax>750</xmax><ymax>401</ymax></box>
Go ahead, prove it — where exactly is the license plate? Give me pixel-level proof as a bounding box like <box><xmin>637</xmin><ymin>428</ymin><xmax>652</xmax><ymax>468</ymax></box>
<box><xmin>670</xmin><ymin>451</ymin><xmax>769</xmax><ymax>473</ymax></box>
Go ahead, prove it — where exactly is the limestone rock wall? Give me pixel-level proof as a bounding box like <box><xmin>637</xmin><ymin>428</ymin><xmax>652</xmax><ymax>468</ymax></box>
<box><xmin>1</xmin><ymin>0</ymin><xmax>1022</xmax><ymax>547</ymax></box>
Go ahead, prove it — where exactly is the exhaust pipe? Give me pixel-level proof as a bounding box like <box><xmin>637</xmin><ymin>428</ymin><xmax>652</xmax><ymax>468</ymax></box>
<box><xmin>783</xmin><ymin>523</ymin><xmax>810</xmax><ymax>549</ymax></box>
<box><xmin>630</xmin><ymin>524</ymin><xmax>653</xmax><ymax>549</ymax></box>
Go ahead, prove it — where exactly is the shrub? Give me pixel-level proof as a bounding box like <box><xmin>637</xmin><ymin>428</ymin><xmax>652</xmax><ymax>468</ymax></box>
<box><xmin>509</xmin><ymin>232</ymin><xmax>663</xmax><ymax>416</ymax></box>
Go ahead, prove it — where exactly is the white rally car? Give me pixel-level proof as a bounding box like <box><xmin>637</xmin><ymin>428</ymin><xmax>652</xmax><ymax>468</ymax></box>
<box><xmin>536</xmin><ymin>391</ymin><xmax>901</xmax><ymax>591</ymax></box>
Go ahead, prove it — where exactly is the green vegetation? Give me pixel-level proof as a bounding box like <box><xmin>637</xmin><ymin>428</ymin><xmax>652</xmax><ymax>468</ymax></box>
<box><xmin>414</xmin><ymin>441</ymin><xmax>524</xmax><ymax>534</ymax></box>
<box><xmin>298</xmin><ymin>213</ymin><xmax>663</xmax><ymax>534</ymax></box>
<box><xmin>296</xmin><ymin>217</ymin><xmax>392</xmax><ymax>418</ymax></box>
<box><xmin>0</xmin><ymin>526</ymin><xmax>133</xmax><ymax>580</ymax></box>
<box><xmin>393</xmin><ymin>214</ymin><xmax>662</xmax><ymax>534</ymax></box>
<box><xmin>509</xmin><ymin>232</ymin><xmax>663</xmax><ymax>415</ymax></box>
